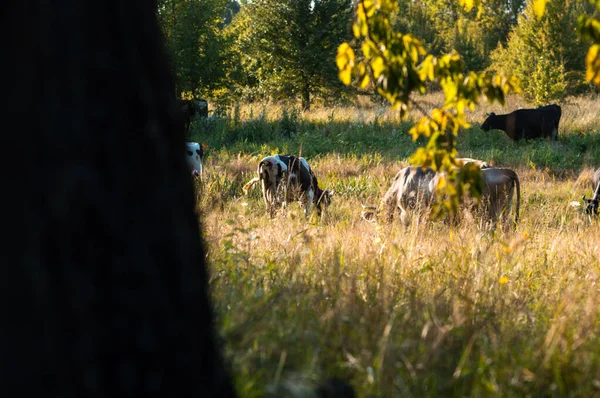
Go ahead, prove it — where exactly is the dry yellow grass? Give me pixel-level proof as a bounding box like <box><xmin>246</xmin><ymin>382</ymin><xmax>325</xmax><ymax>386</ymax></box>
<box><xmin>192</xmin><ymin>97</ymin><xmax>600</xmax><ymax>396</ymax></box>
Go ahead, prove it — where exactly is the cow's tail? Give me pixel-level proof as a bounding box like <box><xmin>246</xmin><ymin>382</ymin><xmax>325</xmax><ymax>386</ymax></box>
<box><xmin>513</xmin><ymin>172</ymin><xmax>521</xmax><ymax>226</ymax></box>
<box><xmin>242</xmin><ymin>177</ymin><xmax>260</xmax><ymax>195</ymax></box>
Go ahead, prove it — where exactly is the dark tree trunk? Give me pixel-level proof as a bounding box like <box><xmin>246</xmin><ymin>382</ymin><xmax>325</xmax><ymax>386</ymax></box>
<box><xmin>1</xmin><ymin>1</ymin><xmax>236</xmax><ymax>397</ymax></box>
<box><xmin>301</xmin><ymin>78</ymin><xmax>311</xmax><ymax>111</ymax></box>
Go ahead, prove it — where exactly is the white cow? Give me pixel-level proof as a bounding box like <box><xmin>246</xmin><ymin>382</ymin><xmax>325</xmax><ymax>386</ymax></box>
<box><xmin>185</xmin><ymin>142</ymin><xmax>203</xmax><ymax>178</ymax></box>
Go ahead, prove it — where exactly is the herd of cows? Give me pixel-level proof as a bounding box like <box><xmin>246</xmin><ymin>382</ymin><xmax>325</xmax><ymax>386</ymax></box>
<box><xmin>184</xmin><ymin>100</ymin><xmax>600</xmax><ymax>228</ymax></box>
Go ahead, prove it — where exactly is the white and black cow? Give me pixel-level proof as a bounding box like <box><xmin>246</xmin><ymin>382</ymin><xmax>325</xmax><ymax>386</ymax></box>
<box><xmin>243</xmin><ymin>154</ymin><xmax>332</xmax><ymax>218</ymax></box>
<box><xmin>185</xmin><ymin>142</ymin><xmax>204</xmax><ymax>178</ymax></box>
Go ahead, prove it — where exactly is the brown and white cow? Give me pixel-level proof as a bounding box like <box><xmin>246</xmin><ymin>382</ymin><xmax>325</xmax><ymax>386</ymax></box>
<box><xmin>243</xmin><ymin>154</ymin><xmax>332</xmax><ymax>218</ymax></box>
<box><xmin>362</xmin><ymin>164</ymin><xmax>520</xmax><ymax>229</ymax></box>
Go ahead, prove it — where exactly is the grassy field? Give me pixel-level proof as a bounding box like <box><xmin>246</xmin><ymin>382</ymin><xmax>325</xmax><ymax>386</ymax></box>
<box><xmin>192</xmin><ymin>93</ymin><xmax>600</xmax><ymax>397</ymax></box>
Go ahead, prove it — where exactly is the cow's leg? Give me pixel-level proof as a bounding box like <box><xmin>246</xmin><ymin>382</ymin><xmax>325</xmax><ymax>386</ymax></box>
<box><xmin>304</xmin><ymin>188</ymin><xmax>314</xmax><ymax>217</ymax></box>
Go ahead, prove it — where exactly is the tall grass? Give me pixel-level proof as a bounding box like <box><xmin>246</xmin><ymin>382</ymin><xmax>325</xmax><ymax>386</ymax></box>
<box><xmin>192</xmin><ymin>95</ymin><xmax>600</xmax><ymax>397</ymax></box>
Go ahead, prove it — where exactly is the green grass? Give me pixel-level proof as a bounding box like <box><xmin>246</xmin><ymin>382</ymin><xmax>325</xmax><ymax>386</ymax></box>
<box><xmin>192</xmin><ymin>97</ymin><xmax>600</xmax><ymax>397</ymax></box>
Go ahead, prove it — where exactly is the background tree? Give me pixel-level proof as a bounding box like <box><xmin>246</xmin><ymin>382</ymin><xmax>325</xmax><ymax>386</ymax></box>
<box><xmin>489</xmin><ymin>0</ymin><xmax>597</xmax><ymax>104</ymax></box>
<box><xmin>391</xmin><ymin>0</ymin><xmax>525</xmax><ymax>72</ymax></box>
<box><xmin>229</xmin><ymin>0</ymin><xmax>353</xmax><ymax>110</ymax></box>
<box><xmin>158</xmin><ymin>0</ymin><xmax>233</xmax><ymax>97</ymax></box>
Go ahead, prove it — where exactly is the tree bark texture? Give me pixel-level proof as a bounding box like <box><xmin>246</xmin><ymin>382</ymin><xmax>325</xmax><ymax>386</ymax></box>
<box><xmin>1</xmin><ymin>1</ymin><xmax>236</xmax><ymax>397</ymax></box>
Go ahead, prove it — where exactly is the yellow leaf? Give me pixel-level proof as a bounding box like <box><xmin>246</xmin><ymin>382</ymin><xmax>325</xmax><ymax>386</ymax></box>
<box><xmin>585</xmin><ymin>44</ymin><xmax>600</xmax><ymax>86</ymax></box>
<box><xmin>359</xmin><ymin>73</ymin><xmax>370</xmax><ymax>89</ymax></box>
<box><xmin>371</xmin><ymin>57</ymin><xmax>385</xmax><ymax>78</ymax></box>
<box><xmin>339</xmin><ymin>68</ymin><xmax>352</xmax><ymax>85</ymax></box>
<box><xmin>336</xmin><ymin>43</ymin><xmax>354</xmax><ymax>70</ymax></box>
<box><xmin>533</xmin><ymin>0</ymin><xmax>548</xmax><ymax>20</ymax></box>
<box><xmin>499</xmin><ymin>276</ymin><xmax>509</xmax><ymax>285</ymax></box>
<box><xmin>461</xmin><ymin>0</ymin><xmax>474</xmax><ymax>12</ymax></box>
<box><xmin>352</xmin><ymin>23</ymin><xmax>360</xmax><ymax>39</ymax></box>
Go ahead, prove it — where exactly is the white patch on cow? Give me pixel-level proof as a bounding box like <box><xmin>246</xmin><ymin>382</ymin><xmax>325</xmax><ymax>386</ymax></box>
<box><xmin>299</xmin><ymin>157</ymin><xmax>310</xmax><ymax>172</ymax></box>
<box><xmin>260</xmin><ymin>155</ymin><xmax>288</xmax><ymax>173</ymax></box>
<box><xmin>305</xmin><ymin>188</ymin><xmax>314</xmax><ymax>216</ymax></box>
<box><xmin>185</xmin><ymin>142</ymin><xmax>203</xmax><ymax>178</ymax></box>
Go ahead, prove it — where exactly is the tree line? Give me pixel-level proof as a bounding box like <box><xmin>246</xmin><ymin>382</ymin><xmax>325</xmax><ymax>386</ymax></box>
<box><xmin>157</xmin><ymin>0</ymin><xmax>599</xmax><ymax>110</ymax></box>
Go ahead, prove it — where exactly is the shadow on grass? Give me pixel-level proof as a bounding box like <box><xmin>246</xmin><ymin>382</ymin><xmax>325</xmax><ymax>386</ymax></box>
<box><xmin>190</xmin><ymin>110</ymin><xmax>600</xmax><ymax>174</ymax></box>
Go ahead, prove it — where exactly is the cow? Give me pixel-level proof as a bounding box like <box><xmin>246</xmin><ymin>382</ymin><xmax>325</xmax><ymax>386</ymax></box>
<box><xmin>362</xmin><ymin>165</ymin><xmax>520</xmax><ymax>229</ymax></box>
<box><xmin>243</xmin><ymin>154</ymin><xmax>332</xmax><ymax>218</ymax></box>
<box><xmin>583</xmin><ymin>167</ymin><xmax>600</xmax><ymax>215</ymax></box>
<box><xmin>185</xmin><ymin>142</ymin><xmax>204</xmax><ymax>178</ymax></box>
<box><xmin>481</xmin><ymin>104</ymin><xmax>561</xmax><ymax>141</ymax></box>
<box><xmin>179</xmin><ymin>99</ymin><xmax>209</xmax><ymax>135</ymax></box>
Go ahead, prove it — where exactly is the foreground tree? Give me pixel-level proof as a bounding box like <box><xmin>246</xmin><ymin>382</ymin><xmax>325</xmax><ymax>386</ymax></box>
<box><xmin>2</xmin><ymin>0</ymin><xmax>235</xmax><ymax>395</ymax></box>
<box><xmin>230</xmin><ymin>0</ymin><xmax>353</xmax><ymax>110</ymax></box>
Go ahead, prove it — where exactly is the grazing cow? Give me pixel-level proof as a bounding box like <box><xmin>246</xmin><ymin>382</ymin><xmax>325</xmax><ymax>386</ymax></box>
<box><xmin>243</xmin><ymin>155</ymin><xmax>332</xmax><ymax>217</ymax></box>
<box><xmin>361</xmin><ymin>166</ymin><xmax>440</xmax><ymax>225</ymax></box>
<box><xmin>179</xmin><ymin>99</ymin><xmax>209</xmax><ymax>134</ymax></box>
<box><xmin>481</xmin><ymin>105</ymin><xmax>561</xmax><ymax>141</ymax></box>
<box><xmin>583</xmin><ymin>167</ymin><xmax>600</xmax><ymax>215</ymax></box>
<box><xmin>186</xmin><ymin>142</ymin><xmax>204</xmax><ymax>178</ymax></box>
<box><xmin>362</xmin><ymin>165</ymin><xmax>520</xmax><ymax>229</ymax></box>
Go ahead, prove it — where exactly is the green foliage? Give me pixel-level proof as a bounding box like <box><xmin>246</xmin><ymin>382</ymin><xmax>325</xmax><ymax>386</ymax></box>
<box><xmin>228</xmin><ymin>0</ymin><xmax>353</xmax><ymax>110</ymax></box>
<box><xmin>337</xmin><ymin>0</ymin><xmax>519</xmax><ymax>217</ymax></box>
<box><xmin>157</xmin><ymin>0</ymin><xmax>234</xmax><ymax>96</ymax></box>
<box><xmin>577</xmin><ymin>1</ymin><xmax>600</xmax><ymax>86</ymax></box>
<box><xmin>489</xmin><ymin>0</ymin><xmax>596</xmax><ymax>103</ymax></box>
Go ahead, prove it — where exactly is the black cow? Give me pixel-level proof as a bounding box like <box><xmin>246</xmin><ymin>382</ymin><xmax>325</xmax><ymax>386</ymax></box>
<box><xmin>179</xmin><ymin>99</ymin><xmax>209</xmax><ymax>134</ymax></box>
<box><xmin>481</xmin><ymin>104</ymin><xmax>561</xmax><ymax>141</ymax></box>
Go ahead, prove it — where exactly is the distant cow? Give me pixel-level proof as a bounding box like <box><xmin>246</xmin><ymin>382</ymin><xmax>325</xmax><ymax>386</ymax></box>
<box><xmin>583</xmin><ymin>167</ymin><xmax>600</xmax><ymax>215</ymax></box>
<box><xmin>481</xmin><ymin>104</ymin><xmax>561</xmax><ymax>141</ymax></box>
<box><xmin>243</xmin><ymin>154</ymin><xmax>332</xmax><ymax>218</ymax></box>
<box><xmin>179</xmin><ymin>99</ymin><xmax>208</xmax><ymax>134</ymax></box>
<box><xmin>362</xmin><ymin>165</ymin><xmax>520</xmax><ymax>229</ymax></box>
<box><xmin>185</xmin><ymin>142</ymin><xmax>204</xmax><ymax>178</ymax></box>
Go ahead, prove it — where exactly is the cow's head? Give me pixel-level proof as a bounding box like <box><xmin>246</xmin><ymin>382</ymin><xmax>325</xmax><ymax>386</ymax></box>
<box><xmin>481</xmin><ymin>113</ymin><xmax>496</xmax><ymax>131</ymax></box>
<box><xmin>583</xmin><ymin>195</ymin><xmax>599</xmax><ymax>215</ymax></box>
<box><xmin>185</xmin><ymin>142</ymin><xmax>203</xmax><ymax>178</ymax></box>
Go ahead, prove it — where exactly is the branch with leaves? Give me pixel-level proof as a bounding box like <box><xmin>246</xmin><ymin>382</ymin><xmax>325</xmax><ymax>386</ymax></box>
<box><xmin>336</xmin><ymin>0</ymin><xmax>519</xmax><ymax>217</ymax></box>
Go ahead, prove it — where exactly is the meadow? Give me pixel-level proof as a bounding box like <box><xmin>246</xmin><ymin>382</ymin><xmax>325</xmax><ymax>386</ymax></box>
<box><xmin>192</xmin><ymin>93</ymin><xmax>600</xmax><ymax>397</ymax></box>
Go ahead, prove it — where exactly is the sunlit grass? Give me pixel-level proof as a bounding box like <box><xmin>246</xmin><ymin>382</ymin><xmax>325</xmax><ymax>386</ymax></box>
<box><xmin>194</xmin><ymin>96</ymin><xmax>600</xmax><ymax>397</ymax></box>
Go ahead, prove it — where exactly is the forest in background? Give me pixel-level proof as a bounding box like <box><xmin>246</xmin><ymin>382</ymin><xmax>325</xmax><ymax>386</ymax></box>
<box><xmin>157</xmin><ymin>0</ymin><xmax>599</xmax><ymax>111</ymax></box>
